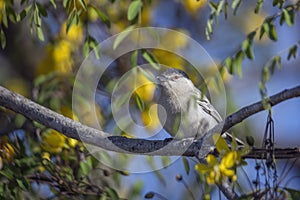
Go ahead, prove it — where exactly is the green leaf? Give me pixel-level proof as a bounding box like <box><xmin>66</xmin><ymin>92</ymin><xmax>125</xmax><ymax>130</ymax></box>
<box><xmin>89</xmin><ymin>5</ymin><xmax>111</xmax><ymax>28</ymax></box>
<box><xmin>268</xmin><ymin>23</ymin><xmax>277</xmax><ymax>41</ymax></box>
<box><xmin>182</xmin><ymin>157</ymin><xmax>190</xmax><ymax>175</ymax></box>
<box><xmin>262</xmin><ymin>66</ymin><xmax>270</xmax><ymax>83</ymax></box>
<box><xmin>6</xmin><ymin>6</ymin><xmax>18</xmax><ymax>23</ymax></box>
<box><xmin>216</xmin><ymin>1</ymin><xmax>224</xmax><ymax>15</ymax></box>
<box><xmin>37</xmin><ymin>3</ymin><xmax>47</xmax><ymax>17</ymax></box>
<box><xmin>105</xmin><ymin>187</ymin><xmax>119</xmax><ymax>200</ymax></box>
<box><xmin>87</xmin><ymin>36</ymin><xmax>100</xmax><ymax>59</ymax></box>
<box><xmin>209</xmin><ymin>2</ymin><xmax>218</xmax><ymax>10</ymax></box>
<box><xmin>127</xmin><ymin>0</ymin><xmax>143</xmax><ymax>21</ymax></box>
<box><xmin>83</xmin><ymin>38</ymin><xmax>90</xmax><ymax>57</ymax></box>
<box><xmin>135</xmin><ymin>93</ymin><xmax>145</xmax><ymax>111</ymax></box>
<box><xmin>235</xmin><ymin>51</ymin><xmax>244</xmax><ymax>78</ymax></box>
<box><xmin>275</xmin><ymin>55</ymin><xmax>281</xmax><ymax>69</ymax></box>
<box><xmin>78</xmin><ymin>0</ymin><xmax>87</xmax><ymax>10</ymax></box>
<box><xmin>142</xmin><ymin>50</ymin><xmax>160</xmax><ymax>70</ymax></box>
<box><xmin>66</xmin><ymin>9</ymin><xmax>76</xmax><ymax>33</ymax></box>
<box><xmin>282</xmin><ymin>8</ymin><xmax>293</xmax><ymax>26</ymax></box>
<box><xmin>254</xmin><ymin>0</ymin><xmax>264</xmax><ymax>13</ymax></box>
<box><xmin>14</xmin><ymin>114</ymin><xmax>26</xmax><ymax>128</ymax></box>
<box><xmin>2</xmin><ymin>7</ymin><xmax>8</xmax><ymax>28</ymax></box>
<box><xmin>36</xmin><ymin>27</ymin><xmax>44</xmax><ymax>41</ymax></box>
<box><xmin>80</xmin><ymin>161</ymin><xmax>91</xmax><ymax>175</ymax></box>
<box><xmin>287</xmin><ymin>44</ymin><xmax>297</xmax><ymax>60</ymax></box>
<box><xmin>0</xmin><ymin>29</ymin><xmax>6</xmax><ymax>49</ymax></box>
<box><xmin>50</xmin><ymin>0</ymin><xmax>57</xmax><ymax>9</ymax></box>
<box><xmin>130</xmin><ymin>50</ymin><xmax>138</xmax><ymax>68</ymax></box>
<box><xmin>16</xmin><ymin>178</ymin><xmax>30</xmax><ymax>191</ymax></box>
<box><xmin>161</xmin><ymin>156</ymin><xmax>171</xmax><ymax>169</ymax></box>
<box><xmin>113</xmin><ymin>25</ymin><xmax>135</xmax><ymax>50</ymax></box>
<box><xmin>232</xmin><ymin>0</ymin><xmax>241</xmax><ymax>15</ymax></box>
<box><xmin>259</xmin><ymin>23</ymin><xmax>267</xmax><ymax>40</ymax></box>
<box><xmin>225</xmin><ymin>57</ymin><xmax>233</xmax><ymax>74</ymax></box>
<box><xmin>284</xmin><ymin>188</ymin><xmax>300</xmax><ymax>199</ymax></box>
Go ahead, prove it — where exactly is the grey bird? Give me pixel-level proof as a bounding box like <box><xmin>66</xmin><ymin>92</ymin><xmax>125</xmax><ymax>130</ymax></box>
<box><xmin>156</xmin><ymin>68</ymin><xmax>239</xmax><ymax>143</ymax></box>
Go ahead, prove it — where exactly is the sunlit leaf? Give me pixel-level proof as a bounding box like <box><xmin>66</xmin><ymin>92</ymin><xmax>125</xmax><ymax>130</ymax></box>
<box><xmin>130</xmin><ymin>50</ymin><xmax>138</xmax><ymax>68</ymax></box>
<box><xmin>36</xmin><ymin>27</ymin><xmax>44</xmax><ymax>41</ymax></box>
<box><xmin>142</xmin><ymin>50</ymin><xmax>160</xmax><ymax>70</ymax></box>
<box><xmin>287</xmin><ymin>44</ymin><xmax>297</xmax><ymax>60</ymax></box>
<box><xmin>212</xmin><ymin>134</ymin><xmax>230</xmax><ymax>154</ymax></box>
<box><xmin>268</xmin><ymin>23</ymin><xmax>277</xmax><ymax>41</ymax></box>
<box><xmin>232</xmin><ymin>0</ymin><xmax>241</xmax><ymax>15</ymax></box>
<box><xmin>127</xmin><ymin>0</ymin><xmax>143</xmax><ymax>21</ymax></box>
<box><xmin>113</xmin><ymin>25</ymin><xmax>135</xmax><ymax>50</ymax></box>
<box><xmin>89</xmin><ymin>5</ymin><xmax>111</xmax><ymax>28</ymax></box>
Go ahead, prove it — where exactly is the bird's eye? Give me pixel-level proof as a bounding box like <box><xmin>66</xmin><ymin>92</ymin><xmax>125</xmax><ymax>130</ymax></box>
<box><xmin>174</xmin><ymin>75</ymin><xmax>179</xmax><ymax>79</ymax></box>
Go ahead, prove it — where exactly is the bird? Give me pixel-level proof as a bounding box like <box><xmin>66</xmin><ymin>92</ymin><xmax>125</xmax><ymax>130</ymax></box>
<box><xmin>156</xmin><ymin>68</ymin><xmax>240</xmax><ymax>143</ymax></box>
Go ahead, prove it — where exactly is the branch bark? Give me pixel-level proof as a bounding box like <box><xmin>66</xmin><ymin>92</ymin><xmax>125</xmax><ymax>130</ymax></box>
<box><xmin>0</xmin><ymin>85</ymin><xmax>300</xmax><ymax>158</ymax></box>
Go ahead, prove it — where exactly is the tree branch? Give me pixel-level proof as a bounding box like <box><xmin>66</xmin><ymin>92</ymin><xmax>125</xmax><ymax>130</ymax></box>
<box><xmin>0</xmin><ymin>85</ymin><xmax>300</xmax><ymax>158</ymax></box>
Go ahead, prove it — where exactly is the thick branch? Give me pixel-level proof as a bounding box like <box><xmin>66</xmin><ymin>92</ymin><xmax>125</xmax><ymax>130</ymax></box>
<box><xmin>0</xmin><ymin>85</ymin><xmax>300</xmax><ymax>158</ymax></box>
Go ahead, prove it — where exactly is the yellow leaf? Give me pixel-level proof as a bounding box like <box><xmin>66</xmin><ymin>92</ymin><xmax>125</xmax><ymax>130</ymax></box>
<box><xmin>195</xmin><ymin>163</ymin><xmax>210</xmax><ymax>174</ymax></box>
<box><xmin>213</xmin><ymin>133</ymin><xmax>230</xmax><ymax>154</ymax></box>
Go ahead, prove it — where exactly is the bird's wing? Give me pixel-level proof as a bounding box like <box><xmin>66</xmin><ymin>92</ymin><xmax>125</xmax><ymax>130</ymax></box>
<box><xmin>193</xmin><ymin>88</ymin><xmax>223</xmax><ymax>123</ymax></box>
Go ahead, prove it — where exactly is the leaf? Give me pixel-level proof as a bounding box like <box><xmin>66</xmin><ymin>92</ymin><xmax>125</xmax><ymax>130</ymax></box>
<box><xmin>16</xmin><ymin>178</ymin><xmax>30</xmax><ymax>191</ymax></box>
<box><xmin>268</xmin><ymin>23</ymin><xmax>277</xmax><ymax>41</ymax></box>
<box><xmin>130</xmin><ymin>50</ymin><xmax>138</xmax><ymax>68</ymax></box>
<box><xmin>142</xmin><ymin>50</ymin><xmax>160</xmax><ymax>70</ymax></box>
<box><xmin>182</xmin><ymin>157</ymin><xmax>190</xmax><ymax>175</ymax></box>
<box><xmin>135</xmin><ymin>93</ymin><xmax>145</xmax><ymax>111</ymax></box>
<box><xmin>254</xmin><ymin>0</ymin><xmax>264</xmax><ymax>13</ymax></box>
<box><xmin>37</xmin><ymin>3</ymin><xmax>47</xmax><ymax>17</ymax></box>
<box><xmin>36</xmin><ymin>26</ymin><xmax>44</xmax><ymax>41</ymax></box>
<box><xmin>287</xmin><ymin>45</ymin><xmax>297</xmax><ymax>60</ymax></box>
<box><xmin>216</xmin><ymin>1</ymin><xmax>224</xmax><ymax>15</ymax></box>
<box><xmin>78</xmin><ymin>0</ymin><xmax>87</xmax><ymax>10</ymax></box>
<box><xmin>66</xmin><ymin>9</ymin><xmax>76</xmax><ymax>33</ymax></box>
<box><xmin>209</xmin><ymin>2</ymin><xmax>218</xmax><ymax>10</ymax></box>
<box><xmin>232</xmin><ymin>0</ymin><xmax>241</xmax><ymax>15</ymax></box>
<box><xmin>225</xmin><ymin>57</ymin><xmax>233</xmax><ymax>74</ymax></box>
<box><xmin>161</xmin><ymin>156</ymin><xmax>171</xmax><ymax>169</ymax></box>
<box><xmin>80</xmin><ymin>161</ymin><xmax>91</xmax><ymax>175</ymax></box>
<box><xmin>2</xmin><ymin>6</ymin><xmax>8</xmax><ymax>28</ymax></box>
<box><xmin>50</xmin><ymin>0</ymin><xmax>57</xmax><ymax>9</ymax></box>
<box><xmin>105</xmin><ymin>187</ymin><xmax>119</xmax><ymax>200</ymax></box>
<box><xmin>113</xmin><ymin>25</ymin><xmax>135</xmax><ymax>50</ymax></box>
<box><xmin>235</xmin><ymin>51</ymin><xmax>244</xmax><ymax>78</ymax></box>
<box><xmin>282</xmin><ymin>8</ymin><xmax>293</xmax><ymax>26</ymax></box>
<box><xmin>0</xmin><ymin>29</ymin><xmax>6</xmax><ymax>49</ymax></box>
<box><xmin>6</xmin><ymin>6</ymin><xmax>18</xmax><ymax>23</ymax></box>
<box><xmin>89</xmin><ymin>5</ymin><xmax>111</xmax><ymax>27</ymax></box>
<box><xmin>83</xmin><ymin>38</ymin><xmax>90</xmax><ymax>57</ymax></box>
<box><xmin>284</xmin><ymin>188</ymin><xmax>300</xmax><ymax>199</ymax></box>
<box><xmin>212</xmin><ymin>134</ymin><xmax>230</xmax><ymax>154</ymax></box>
<box><xmin>259</xmin><ymin>23</ymin><xmax>267</xmax><ymax>40</ymax></box>
<box><xmin>127</xmin><ymin>0</ymin><xmax>143</xmax><ymax>21</ymax></box>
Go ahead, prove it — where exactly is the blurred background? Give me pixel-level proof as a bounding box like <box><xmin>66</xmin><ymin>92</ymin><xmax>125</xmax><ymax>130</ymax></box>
<box><xmin>0</xmin><ymin>0</ymin><xmax>300</xmax><ymax>199</ymax></box>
